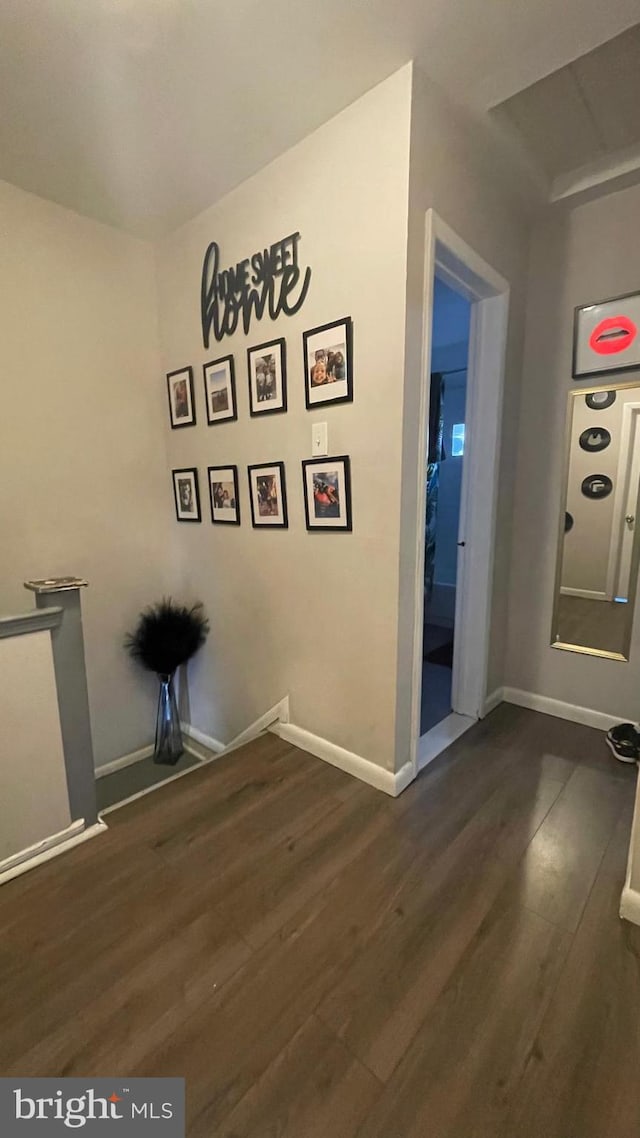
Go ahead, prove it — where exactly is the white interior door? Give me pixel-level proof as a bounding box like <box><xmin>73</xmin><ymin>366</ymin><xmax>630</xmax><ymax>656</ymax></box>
<box><xmin>614</xmin><ymin>405</ymin><xmax>640</xmax><ymax>600</ymax></box>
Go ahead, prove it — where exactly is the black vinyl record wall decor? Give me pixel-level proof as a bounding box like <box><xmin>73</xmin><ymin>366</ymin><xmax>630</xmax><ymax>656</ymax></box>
<box><xmin>581</xmin><ymin>474</ymin><xmax>612</xmax><ymax>499</ymax></box>
<box><xmin>585</xmin><ymin>390</ymin><xmax>616</xmax><ymax>410</ymax></box>
<box><xmin>565</xmin><ymin>512</ymin><xmax>574</xmax><ymax>533</ymax></box>
<box><xmin>579</xmin><ymin>427</ymin><xmax>611</xmax><ymax>453</ymax></box>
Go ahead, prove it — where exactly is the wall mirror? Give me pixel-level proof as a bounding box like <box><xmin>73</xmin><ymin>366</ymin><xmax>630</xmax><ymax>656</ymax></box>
<box><xmin>551</xmin><ymin>380</ymin><xmax>640</xmax><ymax>660</ymax></box>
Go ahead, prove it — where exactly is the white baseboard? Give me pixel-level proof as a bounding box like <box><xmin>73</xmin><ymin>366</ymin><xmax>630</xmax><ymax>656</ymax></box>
<box><xmin>620</xmin><ymin>777</ymin><xmax>640</xmax><ymax>928</ymax></box>
<box><xmin>502</xmin><ymin>686</ymin><xmax>624</xmax><ymax>732</ymax></box>
<box><xmin>620</xmin><ymin>884</ymin><xmax>640</xmax><ymax>926</ymax></box>
<box><xmin>99</xmin><ymin>698</ymin><xmax>411</xmax><ymax>809</ymax></box>
<box><xmin>0</xmin><ymin>818</ymin><xmax>107</xmax><ymax>886</ymax></box>
<box><xmin>182</xmin><ymin>723</ymin><xmax>225</xmax><ymax>757</ymax></box>
<box><xmin>224</xmin><ymin>697</ymin><xmax>290</xmax><ymax>754</ymax></box>
<box><xmin>482</xmin><ymin>687</ymin><xmax>504</xmax><ymax>717</ymax></box>
<box><xmin>94</xmin><ymin>722</ymin><xmax>227</xmax><ymax>780</ymax></box>
<box><xmin>560</xmin><ymin>587</ymin><xmax>608</xmax><ymax>601</ymax></box>
<box><xmin>95</xmin><ymin>744</ymin><xmax>154</xmax><ymax>779</ymax></box>
<box><xmin>272</xmin><ymin>720</ymin><xmax>414</xmax><ymax>797</ymax></box>
<box><xmin>183</xmin><ymin>697</ymin><xmax>289</xmax><ymax>759</ymax></box>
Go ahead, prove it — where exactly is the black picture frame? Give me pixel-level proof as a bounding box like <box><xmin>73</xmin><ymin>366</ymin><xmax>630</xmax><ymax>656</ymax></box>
<box><xmin>303</xmin><ymin>316</ymin><xmax>353</xmax><ymax>409</ymax></box>
<box><xmin>301</xmin><ymin>455</ymin><xmax>352</xmax><ymax>532</ymax></box>
<box><xmin>203</xmin><ymin>355</ymin><xmax>238</xmax><ymax>425</ymax></box>
<box><xmin>247</xmin><ymin>461</ymin><xmax>288</xmax><ymax>529</ymax></box>
<box><xmin>167</xmin><ymin>366</ymin><xmax>196</xmax><ymax>429</ymax></box>
<box><xmin>208</xmin><ymin>464</ymin><xmax>241</xmax><ymax>525</ymax></box>
<box><xmin>572</xmin><ymin>290</ymin><xmax>640</xmax><ymax>379</ymax></box>
<box><xmin>247</xmin><ymin>337</ymin><xmax>287</xmax><ymax>416</ymax></box>
<box><xmin>172</xmin><ymin>467</ymin><xmax>201</xmax><ymax>522</ymax></box>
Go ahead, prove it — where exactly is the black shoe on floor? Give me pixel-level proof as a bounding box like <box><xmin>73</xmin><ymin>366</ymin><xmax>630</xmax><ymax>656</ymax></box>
<box><xmin>606</xmin><ymin>722</ymin><xmax>640</xmax><ymax>764</ymax></box>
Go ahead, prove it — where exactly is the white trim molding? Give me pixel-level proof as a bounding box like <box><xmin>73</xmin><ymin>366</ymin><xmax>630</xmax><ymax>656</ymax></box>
<box><xmin>181</xmin><ymin>724</ymin><xmax>225</xmax><ymax>758</ymax></box>
<box><xmin>418</xmin><ymin>713</ymin><xmax>475</xmax><ymax>772</ymax></box>
<box><xmin>271</xmin><ymin>720</ymin><xmax>414</xmax><ymax>798</ymax></box>
<box><xmin>184</xmin><ymin>697</ymin><xmax>289</xmax><ymax>758</ymax></box>
<box><xmin>559</xmin><ymin>587</ymin><xmax>608</xmax><ymax>601</ymax></box>
<box><xmin>0</xmin><ymin>818</ymin><xmax>107</xmax><ymax>887</ymax></box>
<box><xmin>482</xmin><ymin>687</ymin><xmax>504</xmax><ymax>717</ymax></box>
<box><xmin>620</xmin><ymin>775</ymin><xmax>640</xmax><ymax>928</ymax></box>
<box><xmin>620</xmin><ymin>884</ymin><xmax>640</xmax><ymax>927</ymax></box>
<box><xmin>94</xmin><ymin>699</ymin><xmax>284</xmax><ymax>779</ymax></box>
<box><xmin>503</xmin><ymin>686</ymin><xmax>624</xmax><ymax>733</ymax></box>
<box><xmin>100</xmin><ymin>698</ymin><xmax>413</xmax><ymax>813</ymax></box>
<box><xmin>224</xmin><ymin>697</ymin><xmax>290</xmax><ymax>753</ymax></box>
<box><xmin>95</xmin><ymin>744</ymin><xmax>154</xmax><ymax>779</ymax></box>
<box><xmin>408</xmin><ymin>209</ymin><xmax>510</xmax><ymax>780</ymax></box>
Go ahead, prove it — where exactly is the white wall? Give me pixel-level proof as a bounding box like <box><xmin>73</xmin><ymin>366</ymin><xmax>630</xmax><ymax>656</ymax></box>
<box><xmin>0</xmin><ymin>179</ymin><xmax>175</xmax><ymax>768</ymax></box>
<box><xmin>395</xmin><ymin>66</ymin><xmax>532</xmax><ymax>765</ymax></box>
<box><xmin>507</xmin><ymin>181</ymin><xmax>640</xmax><ymax>718</ymax></box>
<box><xmin>155</xmin><ymin>67</ymin><xmax>413</xmax><ymax>771</ymax></box>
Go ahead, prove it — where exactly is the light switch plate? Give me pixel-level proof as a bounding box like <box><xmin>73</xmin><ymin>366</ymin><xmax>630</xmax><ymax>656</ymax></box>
<box><xmin>312</xmin><ymin>422</ymin><xmax>328</xmax><ymax>457</ymax></box>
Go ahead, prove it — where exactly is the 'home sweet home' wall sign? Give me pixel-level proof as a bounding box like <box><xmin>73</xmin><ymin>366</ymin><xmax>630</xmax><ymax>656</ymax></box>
<box><xmin>200</xmin><ymin>231</ymin><xmax>312</xmax><ymax>348</ymax></box>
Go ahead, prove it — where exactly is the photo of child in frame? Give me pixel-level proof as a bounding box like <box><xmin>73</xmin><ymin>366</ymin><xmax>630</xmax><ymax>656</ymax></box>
<box><xmin>309</xmin><ymin>343</ymin><xmax>347</xmax><ymax>387</ymax></box>
<box><xmin>303</xmin><ymin>318</ymin><xmax>352</xmax><ymax>409</ymax></box>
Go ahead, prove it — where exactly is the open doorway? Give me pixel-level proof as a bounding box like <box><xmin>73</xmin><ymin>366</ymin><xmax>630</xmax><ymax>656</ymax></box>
<box><xmin>409</xmin><ymin>211</ymin><xmax>510</xmax><ymax>777</ymax></box>
<box><xmin>421</xmin><ymin>278</ymin><xmax>471</xmax><ymax>734</ymax></box>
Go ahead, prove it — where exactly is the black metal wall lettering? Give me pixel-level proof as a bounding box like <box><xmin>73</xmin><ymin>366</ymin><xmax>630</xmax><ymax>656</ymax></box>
<box><xmin>201</xmin><ymin>232</ymin><xmax>312</xmax><ymax>348</ymax></box>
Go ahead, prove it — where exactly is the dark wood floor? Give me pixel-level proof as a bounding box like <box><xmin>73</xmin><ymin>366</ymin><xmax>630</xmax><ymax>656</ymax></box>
<box><xmin>1</xmin><ymin>704</ymin><xmax>638</xmax><ymax>1137</ymax></box>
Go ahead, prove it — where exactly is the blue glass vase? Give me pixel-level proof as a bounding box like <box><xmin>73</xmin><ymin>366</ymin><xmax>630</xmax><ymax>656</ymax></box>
<box><xmin>154</xmin><ymin>673</ymin><xmax>183</xmax><ymax>765</ymax></box>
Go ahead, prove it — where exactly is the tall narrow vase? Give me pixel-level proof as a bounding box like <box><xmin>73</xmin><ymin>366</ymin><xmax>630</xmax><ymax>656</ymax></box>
<box><xmin>154</xmin><ymin>673</ymin><xmax>183</xmax><ymax>765</ymax></box>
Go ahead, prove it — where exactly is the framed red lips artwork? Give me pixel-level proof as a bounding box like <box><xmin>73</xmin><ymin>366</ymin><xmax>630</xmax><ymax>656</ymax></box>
<box><xmin>573</xmin><ymin>290</ymin><xmax>640</xmax><ymax>378</ymax></box>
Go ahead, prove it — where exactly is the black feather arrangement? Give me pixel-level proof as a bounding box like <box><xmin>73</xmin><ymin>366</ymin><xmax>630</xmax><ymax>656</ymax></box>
<box><xmin>125</xmin><ymin>598</ymin><xmax>209</xmax><ymax>677</ymax></box>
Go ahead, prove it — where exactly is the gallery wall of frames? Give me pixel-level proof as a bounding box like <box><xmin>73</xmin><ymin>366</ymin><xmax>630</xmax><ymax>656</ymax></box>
<box><xmin>166</xmin><ymin>314</ymin><xmax>354</xmax><ymax>534</ymax></box>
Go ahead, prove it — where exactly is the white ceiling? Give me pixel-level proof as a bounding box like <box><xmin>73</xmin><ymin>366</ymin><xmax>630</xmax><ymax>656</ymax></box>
<box><xmin>492</xmin><ymin>25</ymin><xmax>640</xmax><ymax>180</ymax></box>
<box><xmin>1</xmin><ymin>0</ymin><xmax>639</xmax><ymax>236</ymax></box>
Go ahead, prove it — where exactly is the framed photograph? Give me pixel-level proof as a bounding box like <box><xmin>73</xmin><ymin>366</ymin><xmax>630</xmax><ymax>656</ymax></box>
<box><xmin>247</xmin><ymin>462</ymin><xmax>288</xmax><ymax>528</ymax></box>
<box><xmin>302</xmin><ymin>455</ymin><xmax>352</xmax><ymax>532</ymax></box>
<box><xmin>303</xmin><ymin>316</ymin><xmax>353</xmax><ymax>409</ymax></box>
<box><xmin>203</xmin><ymin>355</ymin><xmax>237</xmax><ymax>424</ymax></box>
<box><xmin>172</xmin><ymin>467</ymin><xmax>201</xmax><ymax>522</ymax></box>
<box><xmin>247</xmin><ymin>338</ymin><xmax>287</xmax><ymax>416</ymax></box>
<box><xmin>573</xmin><ymin>291</ymin><xmax>640</xmax><ymax>378</ymax></box>
<box><xmin>208</xmin><ymin>465</ymin><xmax>240</xmax><ymax>525</ymax></box>
<box><xmin>167</xmin><ymin>366</ymin><xmax>196</xmax><ymax>428</ymax></box>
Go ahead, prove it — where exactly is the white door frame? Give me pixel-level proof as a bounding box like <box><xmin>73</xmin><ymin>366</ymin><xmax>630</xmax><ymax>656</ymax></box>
<box><xmin>410</xmin><ymin>210</ymin><xmax>510</xmax><ymax>777</ymax></box>
<box><xmin>608</xmin><ymin>401</ymin><xmax>640</xmax><ymax>600</ymax></box>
